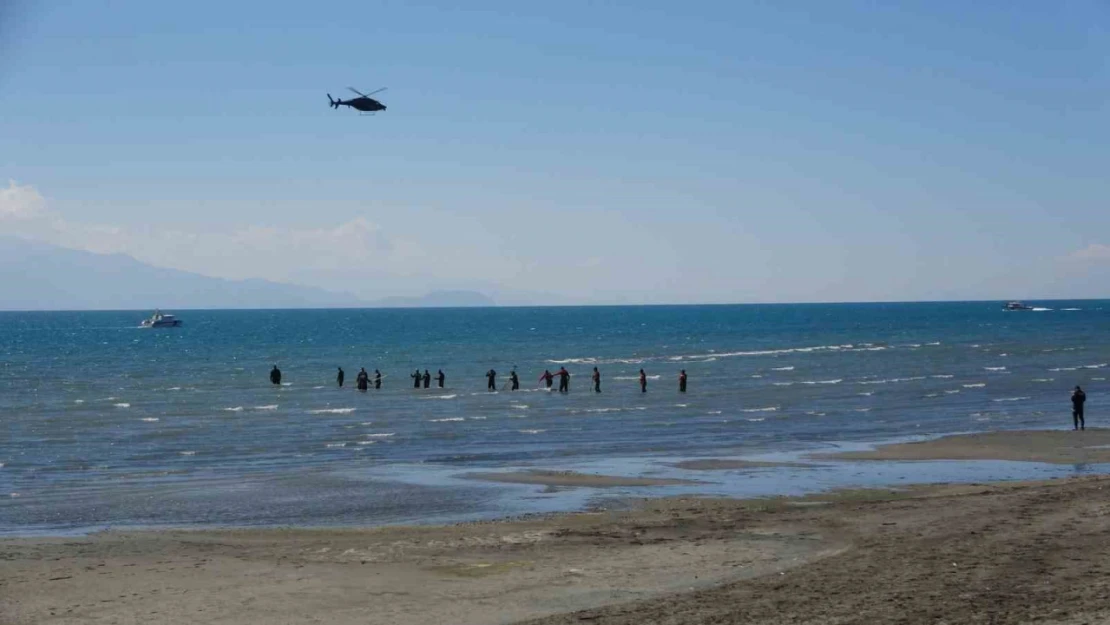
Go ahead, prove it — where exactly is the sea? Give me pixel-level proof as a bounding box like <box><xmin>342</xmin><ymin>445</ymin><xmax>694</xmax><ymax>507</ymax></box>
<box><xmin>2</xmin><ymin>302</ymin><xmax>1109</xmax><ymax>535</ymax></box>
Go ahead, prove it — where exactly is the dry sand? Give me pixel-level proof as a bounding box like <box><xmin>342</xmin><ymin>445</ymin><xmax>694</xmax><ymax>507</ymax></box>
<box><xmin>461</xmin><ymin>470</ymin><xmax>703</xmax><ymax>487</ymax></box>
<box><xmin>817</xmin><ymin>428</ymin><xmax>1110</xmax><ymax>464</ymax></box>
<box><xmin>7</xmin><ymin>430</ymin><xmax>1110</xmax><ymax>625</ymax></box>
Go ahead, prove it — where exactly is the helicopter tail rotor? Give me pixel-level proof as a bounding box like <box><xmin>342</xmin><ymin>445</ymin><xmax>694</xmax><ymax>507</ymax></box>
<box><xmin>327</xmin><ymin>94</ymin><xmax>338</xmax><ymax>109</ymax></box>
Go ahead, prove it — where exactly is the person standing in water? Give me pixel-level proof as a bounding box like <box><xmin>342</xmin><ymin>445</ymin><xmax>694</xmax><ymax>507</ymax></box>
<box><xmin>556</xmin><ymin>367</ymin><xmax>570</xmax><ymax>393</ymax></box>
<box><xmin>423</xmin><ymin>369</ymin><xmax>431</xmax><ymax>389</ymax></box>
<box><xmin>592</xmin><ymin>367</ymin><xmax>601</xmax><ymax>393</ymax></box>
<box><xmin>486</xmin><ymin>369</ymin><xmax>497</xmax><ymax>391</ymax></box>
<box><xmin>509</xmin><ymin>370</ymin><xmax>520</xmax><ymax>391</ymax></box>
<box><xmin>638</xmin><ymin>369</ymin><xmax>647</xmax><ymax>393</ymax></box>
<box><xmin>336</xmin><ymin>367</ymin><xmax>345</xmax><ymax>388</ymax></box>
<box><xmin>411</xmin><ymin>369</ymin><xmax>422</xmax><ymax>389</ymax></box>
<box><xmin>539</xmin><ymin>369</ymin><xmax>554</xmax><ymax>390</ymax></box>
<box><xmin>374</xmin><ymin>369</ymin><xmax>382</xmax><ymax>389</ymax></box>
<box><xmin>1073</xmin><ymin>386</ymin><xmax>1087</xmax><ymax>430</ymax></box>
<box><xmin>356</xmin><ymin>368</ymin><xmax>369</xmax><ymax>391</ymax></box>
<box><xmin>437</xmin><ymin>369</ymin><xmax>445</xmax><ymax>388</ymax></box>
<box><xmin>679</xmin><ymin>369</ymin><xmax>687</xmax><ymax>393</ymax></box>
<box><xmin>270</xmin><ymin>365</ymin><xmax>282</xmax><ymax>386</ymax></box>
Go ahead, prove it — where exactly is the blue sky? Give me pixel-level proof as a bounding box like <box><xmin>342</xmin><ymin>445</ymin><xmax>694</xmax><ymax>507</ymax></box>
<box><xmin>1</xmin><ymin>1</ymin><xmax>1107</xmax><ymax>303</ymax></box>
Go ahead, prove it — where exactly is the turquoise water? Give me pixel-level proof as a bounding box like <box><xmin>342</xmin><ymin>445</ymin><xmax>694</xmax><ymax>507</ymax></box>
<box><xmin>2</xmin><ymin>302</ymin><xmax>1108</xmax><ymax>534</ymax></box>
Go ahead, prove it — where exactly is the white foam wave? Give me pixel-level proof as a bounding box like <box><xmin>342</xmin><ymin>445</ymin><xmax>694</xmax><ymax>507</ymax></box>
<box><xmin>1050</xmin><ymin>367</ymin><xmax>1078</xmax><ymax>372</ymax></box>
<box><xmin>772</xmin><ymin>382</ymin><xmax>795</xmax><ymax>386</ymax></box>
<box><xmin>308</xmin><ymin>408</ymin><xmax>356</xmax><ymax>415</ymax></box>
<box><xmin>802</xmin><ymin>379</ymin><xmax>842</xmax><ymax>385</ymax></box>
<box><xmin>113</xmin><ymin>403</ymin><xmax>130</xmax><ymax>408</ymax></box>
<box><xmin>254</xmin><ymin>404</ymin><xmax>278</xmax><ymax>410</ymax></box>
<box><xmin>180</xmin><ymin>451</ymin><xmax>196</xmax><ymax>456</ymax></box>
<box><xmin>74</xmin><ymin>399</ymin><xmax>85</xmax><ymax>404</ymax></box>
<box><xmin>1061</xmin><ymin>308</ymin><xmax>1082</xmax><ymax>311</ymax></box>
<box><xmin>962</xmin><ymin>383</ymin><xmax>986</xmax><ymax>388</ymax></box>
<box><xmin>944</xmin><ymin>390</ymin><xmax>961</xmax><ymax>394</ymax></box>
<box><xmin>326</xmin><ymin>442</ymin><xmax>347</xmax><ymax>448</ymax></box>
<box><xmin>365</xmin><ymin>433</ymin><xmax>395</xmax><ymax>438</ymax></box>
<box><xmin>992</xmin><ymin>396</ymin><xmax>1031</xmax><ymax>402</ymax></box>
<box><xmin>984</xmin><ymin>367</ymin><xmax>1007</xmax><ymax>371</ymax></box>
<box><xmin>742</xmin><ymin>406</ymin><xmax>779</xmax><ymax>413</ymax></box>
<box><xmin>858</xmin><ymin>376</ymin><xmax>925</xmax><ymax>385</ymax></box>
<box><xmin>1032</xmin><ymin>307</ymin><xmax>1052</xmax><ymax>311</ymax></box>
<box><xmin>926</xmin><ymin>342</ymin><xmax>941</xmax><ymax>346</ymax></box>
<box><xmin>470</xmin><ymin>416</ymin><xmax>487</xmax><ymax>420</ymax></box>
<box><xmin>166</xmin><ymin>387</ymin><xmax>182</xmax><ymax>391</ymax></box>
<box><xmin>674</xmin><ymin>403</ymin><xmax>688</xmax><ymax>408</ymax></box>
<box><xmin>855</xmin><ymin>408</ymin><xmax>872</xmax><ymax>412</ymax></box>
<box><xmin>357</xmin><ymin>441</ymin><xmax>377</xmax><ymax>445</ymax></box>
<box><xmin>519</xmin><ymin>429</ymin><xmax>546</xmax><ymax>434</ymax></box>
<box><xmin>746</xmin><ymin>418</ymin><xmax>766</xmax><ymax>422</ymax></box>
<box><xmin>281</xmin><ymin>383</ymin><xmax>292</xmax><ymax>386</ymax></box>
<box><xmin>858</xmin><ymin>391</ymin><xmax>873</xmax><ymax>396</ymax></box>
<box><xmin>1031</xmin><ymin>378</ymin><xmax>1054</xmax><ymax>383</ymax></box>
<box><xmin>140</xmin><ymin>417</ymin><xmax>159</xmax><ymax>422</ymax></box>
<box><xmin>931</xmin><ymin>374</ymin><xmax>954</xmax><ymax>379</ymax></box>
<box><xmin>771</xmin><ymin>366</ymin><xmax>795</xmax><ymax>371</ymax></box>
<box><xmin>424</xmin><ymin>394</ymin><xmax>458</xmax><ymax>399</ymax></box>
<box><xmin>224</xmin><ymin>406</ymin><xmax>244</xmax><ymax>412</ymax></box>
<box><xmin>429</xmin><ymin>417</ymin><xmax>465</xmax><ymax>422</ymax></box>
<box><xmin>1094</xmin><ymin>377</ymin><xmax>1106</xmax><ymax>381</ymax></box>
<box><xmin>510</xmin><ymin>404</ymin><xmax>530</xmax><ymax>410</ymax></box>
<box><xmin>1083</xmin><ymin>364</ymin><xmax>1107</xmax><ymax>369</ymax></box>
<box><xmin>707</xmin><ymin>410</ymin><xmax>723</xmax><ymax>415</ymax></box>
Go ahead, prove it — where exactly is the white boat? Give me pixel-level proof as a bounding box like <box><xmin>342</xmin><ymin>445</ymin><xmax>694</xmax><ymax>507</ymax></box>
<box><xmin>140</xmin><ymin>310</ymin><xmax>182</xmax><ymax>328</ymax></box>
<box><xmin>1003</xmin><ymin>301</ymin><xmax>1034</xmax><ymax>311</ymax></box>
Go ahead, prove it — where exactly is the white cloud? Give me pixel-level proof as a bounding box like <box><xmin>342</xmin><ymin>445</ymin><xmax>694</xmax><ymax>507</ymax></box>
<box><xmin>0</xmin><ymin>181</ymin><xmax>439</xmax><ymax>295</ymax></box>
<box><xmin>0</xmin><ymin>180</ymin><xmax>47</xmax><ymax>220</ymax></box>
<box><xmin>1066</xmin><ymin>243</ymin><xmax>1110</xmax><ymax>263</ymax></box>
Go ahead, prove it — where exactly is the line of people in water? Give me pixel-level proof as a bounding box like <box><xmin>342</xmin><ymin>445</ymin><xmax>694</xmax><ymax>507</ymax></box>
<box><xmin>271</xmin><ymin>365</ymin><xmax>689</xmax><ymax>393</ymax></box>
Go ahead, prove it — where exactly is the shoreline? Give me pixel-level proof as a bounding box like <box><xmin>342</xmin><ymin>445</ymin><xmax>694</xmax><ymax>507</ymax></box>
<box><xmin>6</xmin><ymin>430</ymin><xmax>1110</xmax><ymax>623</ymax></box>
<box><xmin>6</xmin><ymin>475</ymin><xmax>1110</xmax><ymax>624</ymax></box>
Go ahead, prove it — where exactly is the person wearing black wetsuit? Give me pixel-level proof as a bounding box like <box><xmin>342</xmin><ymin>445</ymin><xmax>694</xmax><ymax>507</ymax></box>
<box><xmin>639</xmin><ymin>369</ymin><xmax>647</xmax><ymax>393</ymax></box>
<box><xmin>592</xmin><ymin>367</ymin><xmax>601</xmax><ymax>393</ymax></box>
<box><xmin>374</xmin><ymin>369</ymin><xmax>382</xmax><ymax>389</ymax></box>
<box><xmin>337</xmin><ymin>367</ymin><xmax>345</xmax><ymax>388</ymax></box>
<box><xmin>412</xmin><ymin>369</ymin><xmax>422</xmax><ymax>389</ymax></box>
<box><xmin>423</xmin><ymin>369</ymin><xmax>431</xmax><ymax>389</ymax></box>
<box><xmin>509</xmin><ymin>370</ymin><xmax>519</xmax><ymax>391</ymax></box>
<box><xmin>356</xmin><ymin>368</ymin><xmax>369</xmax><ymax>391</ymax></box>
<box><xmin>437</xmin><ymin>369</ymin><xmax>445</xmax><ymax>388</ymax></box>
<box><xmin>270</xmin><ymin>365</ymin><xmax>282</xmax><ymax>386</ymax></box>
<box><xmin>487</xmin><ymin>369</ymin><xmax>497</xmax><ymax>391</ymax></box>
<box><xmin>679</xmin><ymin>369</ymin><xmax>687</xmax><ymax>393</ymax></box>
<box><xmin>1073</xmin><ymin>386</ymin><xmax>1087</xmax><ymax>430</ymax></box>
<box><xmin>557</xmin><ymin>367</ymin><xmax>570</xmax><ymax>393</ymax></box>
<box><xmin>540</xmin><ymin>370</ymin><xmax>554</xmax><ymax>389</ymax></box>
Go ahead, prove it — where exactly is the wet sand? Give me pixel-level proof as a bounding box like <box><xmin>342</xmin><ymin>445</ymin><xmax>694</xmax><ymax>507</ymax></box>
<box><xmin>461</xmin><ymin>470</ymin><xmax>703</xmax><ymax>487</ymax></box>
<box><xmin>817</xmin><ymin>429</ymin><xmax>1110</xmax><ymax>464</ymax></box>
<box><xmin>670</xmin><ymin>459</ymin><xmax>815</xmax><ymax>470</ymax></box>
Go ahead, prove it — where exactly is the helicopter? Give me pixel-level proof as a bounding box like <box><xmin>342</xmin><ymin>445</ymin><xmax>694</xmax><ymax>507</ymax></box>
<box><xmin>328</xmin><ymin>87</ymin><xmax>387</xmax><ymax>114</ymax></box>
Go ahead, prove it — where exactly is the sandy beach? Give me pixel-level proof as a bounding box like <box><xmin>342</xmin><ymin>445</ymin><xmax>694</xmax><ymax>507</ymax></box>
<box><xmin>818</xmin><ymin>428</ymin><xmax>1110</xmax><ymax>464</ymax></box>
<box><xmin>5</xmin><ymin>430</ymin><xmax>1110</xmax><ymax>625</ymax></box>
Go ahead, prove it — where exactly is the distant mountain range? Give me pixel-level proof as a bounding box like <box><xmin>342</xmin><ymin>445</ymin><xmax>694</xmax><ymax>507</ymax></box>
<box><xmin>0</xmin><ymin>237</ymin><xmax>496</xmax><ymax>310</ymax></box>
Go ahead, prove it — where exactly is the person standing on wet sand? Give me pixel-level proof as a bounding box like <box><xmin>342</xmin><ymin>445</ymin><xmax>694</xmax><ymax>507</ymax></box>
<box><xmin>423</xmin><ymin>369</ymin><xmax>431</xmax><ymax>389</ymax></box>
<box><xmin>336</xmin><ymin>367</ymin><xmax>345</xmax><ymax>388</ymax></box>
<box><xmin>540</xmin><ymin>369</ymin><xmax>554</xmax><ymax>389</ymax></box>
<box><xmin>639</xmin><ymin>369</ymin><xmax>647</xmax><ymax>393</ymax></box>
<box><xmin>1073</xmin><ymin>386</ymin><xmax>1087</xmax><ymax>430</ymax></box>
<box><xmin>270</xmin><ymin>365</ymin><xmax>282</xmax><ymax>386</ymax></box>
<box><xmin>356</xmin><ymin>368</ymin><xmax>369</xmax><ymax>391</ymax></box>
<box><xmin>679</xmin><ymin>369</ymin><xmax>687</xmax><ymax>393</ymax></box>
<box><xmin>437</xmin><ymin>369</ymin><xmax>445</xmax><ymax>388</ymax></box>
<box><xmin>374</xmin><ymin>369</ymin><xmax>382</xmax><ymax>389</ymax></box>
<box><xmin>592</xmin><ymin>367</ymin><xmax>601</xmax><ymax>393</ymax></box>
<box><xmin>487</xmin><ymin>369</ymin><xmax>497</xmax><ymax>391</ymax></box>
<box><xmin>509</xmin><ymin>370</ymin><xmax>520</xmax><ymax>391</ymax></box>
<box><xmin>556</xmin><ymin>367</ymin><xmax>570</xmax><ymax>393</ymax></box>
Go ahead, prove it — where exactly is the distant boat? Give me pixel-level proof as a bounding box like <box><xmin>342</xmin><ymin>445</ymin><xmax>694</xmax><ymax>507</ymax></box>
<box><xmin>1003</xmin><ymin>301</ymin><xmax>1034</xmax><ymax>311</ymax></box>
<box><xmin>140</xmin><ymin>310</ymin><xmax>182</xmax><ymax>328</ymax></box>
